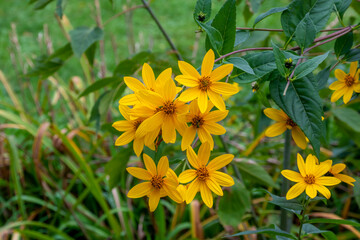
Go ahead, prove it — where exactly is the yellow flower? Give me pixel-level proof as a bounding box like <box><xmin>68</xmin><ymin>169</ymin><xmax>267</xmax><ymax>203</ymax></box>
<box><xmin>166</xmin><ymin>168</ymin><xmax>187</xmax><ymax>202</ymax></box>
<box><xmin>112</xmin><ymin>105</ymin><xmax>147</xmax><ymax>156</ymax></box>
<box><xmin>175</xmin><ymin>49</ymin><xmax>238</xmax><ymax>113</ymax></box>
<box><xmin>126</xmin><ymin>154</ymin><xmax>182</xmax><ymax>212</ymax></box>
<box><xmin>320</xmin><ymin>161</ymin><xmax>356</xmax><ymax>187</ymax></box>
<box><xmin>133</xmin><ymin>75</ymin><xmax>189</xmax><ymax>144</ymax></box>
<box><xmin>223</xmin><ymin>82</ymin><xmax>242</xmax><ymax>100</ymax></box>
<box><xmin>330</xmin><ymin>62</ymin><xmax>360</xmax><ymax>104</ymax></box>
<box><xmin>181</xmin><ymin>100</ymin><xmax>228</xmax><ymax>151</ymax></box>
<box><xmin>264</xmin><ymin>108</ymin><xmax>307</xmax><ymax>149</ymax></box>
<box><xmin>178</xmin><ymin>143</ymin><xmax>234</xmax><ymax>208</ymax></box>
<box><xmin>282</xmin><ymin>153</ymin><xmax>341</xmax><ymax>200</ymax></box>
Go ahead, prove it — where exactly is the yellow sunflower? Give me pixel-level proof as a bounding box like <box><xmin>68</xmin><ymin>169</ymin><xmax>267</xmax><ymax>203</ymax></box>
<box><xmin>175</xmin><ymin>49</ymin><xmax>238</xmax><ymax>113</ymax></box>
<box><xmin>181</xmin><ymin>100</ymin><xmax>228</xmax><ymax>151</ymax></box>
<box><xmin>320</xmin><ymin>160</ymin><xmax>356</xmax><ymax>186</ymax></box>
<box><xmin>264</xmin><ymin>108</ymin><xmax>307</xmax><ymax>149</ymax></box>
<box><xmin>127</xmin><ymin>154</ymin><xmax>182</xmax><ymax>212</ymax></box>
<box><xmin>330</xmin><ymin>61</ymin><xmax>360</xmax><ymax>104</ymax></box>
<box><xmin>178</xmin><ymin>143</ymin><xmax>234</xmax><ymax>208</ymax></box>
<box><xmin>281</xmin><ymin>153</ymin><xmax>341</xmax><ymax>200</ymax></box>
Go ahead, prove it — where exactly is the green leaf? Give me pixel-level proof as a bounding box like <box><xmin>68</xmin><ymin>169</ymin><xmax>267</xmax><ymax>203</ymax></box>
<box><xmin>225</xmin><ymin>57</ymin><xmax>254</xmax><ymax>75</ymax></box>
<box><xmin>268</xmin><ymin>192</ymin><xmax>303</xmax><ymax>214</ymax></box>
<box><xmin>218</xmin><ymin>180</ymin><xmax>251</xmax><ymax>227</ymax></box>
<box><xmin>270</xmin><ymin>72</ymin><xmax>323</xmax><ymax>157</ymax></box>
<box><xmin>209</xmin><ymin>0</ymin><xmax>236</xmax><ymax>55</ymax></box>
<box><xmin>253</xmin><ymin>7</ymin><xmax>287</xmax><ymax>27</ymax></box>
<box><xmin>70</xmin><ymin>27</ymin><xmax>103</xmax><ymax>57</ymax></box>
<box><xmin>272</xmin><ymin>41</ymin><xmax>287</xmax><ymax>77</ymax></box>
<box><xmin>343</xmin><ymin>49</ymin><xmax>360</xmax><ymax>62</ymax></box>
<box><xmin>306</xmin><ymin>218</ymin><xmax>360</xmax><ymax>227</ymax></box>
<box><xmin>198</xmin><ymin>21</ymin><xmax>223</xmax><ymax>53</ymax></box>
<box><xmin>302</xmin><ymin>224</ymin><xmax>337</xmax><ymax>240</ymax></box>
<box><xmin>316</xmin><ymin>66</ymin><xmax>330</xmax><ymax>90</ymax></box>
<box><xmin>334</xmin><ymin>0</ymin><xmax>352</xmax><ymax>19</ymax></box>
<box><xmin>281</xmin><ymin>0</ymin><xmax>334</xmax><ymax>40</ymax></box>
<box><xmin>85</xmin><ymin>42</ymin><xmax>97</xmax><ymax>67</ymax></box>
<box><xmin>193</xmin><ymin>0</ymin><xmax>211</xmax><ymax>23</ymax></box>
<box><xmin>56</xmin><ymin>0</ymin><xmax>63</xmax><ymax>18</ymax></box>
<box><xmin>79</xmin><ymin>77</ymin><xmax>123</xmax><ymax>98</ymax></box>
<box><xmin>105</xmin><ymin>148</ymin><xmax>132</xmax><ymax>189</ymax></box>
<box><xmin>234</xmin><ymin>30</ymin><xmax>250</xmax><ymax>47</ymax></box>
<box><xmin>236</xmin><ymin>160</ymin><xmax>278</xmax><ymax>188</ymax></box>
<box><xmin>293</xmin><ymin>52</ymin><xmax>329</xmax><ymax>80</ymax></box>
<box><xmin>113</xmin><ymin>51</ymin><xmax>152</xmax><ymax>76</ymax></box>
<box><xmin>32</xmin><ymin>0</ymin><xmax>55</xmax><ymax>9</ymax></box>
<box><xmin>332</xmin><ymin>108</ymin><xmax>360</xmax><ymax>133</ymax></box>
<box><xmin>354</xmin><ymin>177</ymin><xmax>360</xmax><ymax>209</ymax></box>
<box><xmin>295</xmin><ymin>13</ymin><xmax>316</xmax><ymax>50</ymax></box>
<box><xmin>227</xmin><ymin>224</ymin><xmax>297</xmax><ymax>239</ymax></box>
<box><xmin>334</xmin><ymin>32</ymin><xmax>353</xmax><ymax>57</ymax></box>
<box><xmin>90</xmin><ymin>91</ymin><xmax>110</xmax><ymax>131</ymax></box>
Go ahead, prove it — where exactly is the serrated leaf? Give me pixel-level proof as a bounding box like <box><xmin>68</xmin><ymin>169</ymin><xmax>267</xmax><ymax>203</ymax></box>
<box><xmin>334</xmin><ymin>0</ymin><xmax>352</xmax><ymax>19</ymax></box>
<box><xmin>198</xmin><ymin>21</ymin><xmax>223</xmax><ymax>53</ymax></box>
<box><xmin>70</xmin><ymin>27</ymin><xmax>103</xmax><ymax>57</ymax></box>
<box><xmin>306</xmin><ymin>218</ymin><xmax>360</xmax><ymax>227</ymax></box>
<box><xmin>272</xmin><ymin>41</ymin><xmax>287</xmax><ymax>77</ymax></box>
<box><xmin>270</xmin><ymin>72</ymin><xmax>323</xmax><ymax>157</ymax></box>
<box><xmin>334</xmin><ymin>32</ymin><xmax>353</xmax><ymax>57</ymax></box>
<box><xmin>295</xmin><ymin>13</ymin><xmax>316</xmax><ymax>50</ymax></box>
<box><xmin>332</xmin><ymin>108</ymin><xmax>360</xmax><ymax>133</ymax></box>
<box><xmin>236</xmin><ymin>160</ymin><xmax>277</xmax><ymax>188</ymax></box>
<box><xmin>253</xmin><ymin>7</ymin><xmax>287</xmax><ymax>27</ymax></box>
<box><xmin>343</xmin><ymin>49</ymin><xmax>360</xmax><ymax>62</ymax></box>
<box><xmin>78</xmin><ymin>77</ymin><xmax>123</xmax><ymax>98</ymax></box>
<box><xmin>225</xmin><ymin>57</ymin><xmax>254</xmax><ymax>75</ymax></box>
<box><xmin>293</xmin><ymin>52</ymin><xmax>329</xmax><ymax>80</ymax></box>
<box><xmin>193</xmin><ymin>0</ymin><xmax>211</xmax><ymax>23</ymax></box>
<box><xmin>227</xmin><ymin>224</ymin><xmax>297</xmax><ymax>239</ymax></box>
<box><xmin>105</xmin><ymin>148</ymin><xmax>132</xmax><ymax>189</ymax></box>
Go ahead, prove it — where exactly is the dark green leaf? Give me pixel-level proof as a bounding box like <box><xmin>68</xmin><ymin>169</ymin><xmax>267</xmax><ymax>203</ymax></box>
<box><xmin>225</xmin><ymin>57</ymin><xmax>254</xmax><ymax>75</ymax></box>
<box><xmin>293</xmin><ymin>52</ymin><xmax>329</xmax><ymax>80</ymax></box>
<box><xmin>268</xmin><ymin>192</ymin><xmax>303</xmax><ymax>214</ymax></box>
<box><xmin>334</xmin><ymin>31</ymin><xmax>353</xmax><ymax>57</ymax></box>
<box><xmin>79</xmin><ymin>77</ymin><xmax>123</xmax><ymax>98</ymax></box>
<box><xmin>154</xmin><ymin>204</ymin><xmax>166</xmax><ymax>239</ymax></box>
<box><xmin>295</xmin><ymin>13</ymin><xmax>316</xmax><ymax>50</ymax></box>
<box><xmin>272</xmin><ymin>41</ymin><xmax>287</xmax><ymax>77</ymax></box>
<box><xmin>48</xmin><ymin>43</ymin><xmax>73</xmax><ymax>61</ymax></box>
<box><xmin>105</xmin><ymin>148</ymin><xmax>132</xmax><ymax>189</ymax></box>
<box><xmin>70</xmin><ymin>27</ymin><xmax>103</xmax><ymax>57</ymax></box>
<box><xmin>354</xmin><ymin>177</ymin><xmax>360</xmax><ymax>209</ymax></box>
<box><xmin>113</xmin><ymin>51</ymin><xmax>152</xmax><ymax>77</ymax></box>
<box><xmin>302</xmin><ymin>223</ymin><xmax>337</xmax><ymax>240</ymax></box>
<box><xmin>227</xmin><ymin>224</ymin><xmax>297</xmax><ymax>239</ymax></box>
<box><xmin>193</xmin><ymin>0</ymin><xmax>211</xmax><ymax>23</ymax></box>
<box><xmin>218</xmin><ymin>180</ymin><xmax>251</xmax><ymax>227</ymax></box>
<box><xmin>334</xmin><ymin>0</ymin><xmax>352</xmax><ymax>19</ymax></box>
<box><xmin>343</xmin><ymin>49</ymin><xmax>360</xmax><ymax>62</ymax></box>
<box><xmin>90</xmin><ymin>91</ymin><xmax>110</xmax><ymax>131</ymax></box>
<box><xmin>332</xmin><ymin>108</ymin><xmax>360</xmax><ymax>133</ymax></box>
<box><xmin>198</xmin><ymin>21</ymin><xmax>223</xmax><ymax>53</ymax></box>
<box><xmin>56</xmin><ymin>0</ymin><xmax>63</xmax><ymax>18</ymax></box>
<box><xmin>234</xmin><ymin>30</ymin><xmax>250</xmax><ymax>47</ymax></box>
<box><xmin>253</xmin><ymin>7</ymin><xmax>287</xmax><ymax>27</ymax></box>
<box><xmin>85</xmin><ymin>42</ymin><xmax>97</xmax><ymax>67</ymax></box>
<box><xmin>270</xmin><ymin>72</ymin><xmax>323</xmax><ymax>157</ymax></box>
<box><xmin>32</xmin><ymin>0</ymin><xmax>54</xmax><ymax>9</ymax></box>
<box><xmin>236</xmin><ymin>160</ymin><xmax>278</xmax><ymax>188</ymax></box>
<box><xmin>316</xmin><ymin>66</ymin><xmax>330</xmax><ymax>90</ymax></box>
<box><xmin>306</xmin><ymin>218</ymin><xmax>360</xmax><ymax>227</ymax></box>
<box><xmin>321</xmin><ymin>232</ymin><xmax>338</xmax><ymax>240</ymax></box>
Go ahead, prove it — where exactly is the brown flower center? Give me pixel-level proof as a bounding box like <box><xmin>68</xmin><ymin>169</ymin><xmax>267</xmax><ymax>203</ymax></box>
<box><xmin>150</xmin><ymin>175</ymin><xmax>164</xmax><ymax>189</ymax></box>
<box><xmin>286</xmin><ymin>118</ymin><xmax>297</xmax><ymax>128</ymax></box>
<box><xmin>191</xmin><ymin>115</ymin><xmax>204</xmax><ymax>128</ymax></box>
<box><xmin>198</xmin><ymin>76</ymin><xmax>211</xmax><ymax>91</ymax></box>
<box><xmin>304</xmin><ymin>174</ymin><xmax>315</xmax><ymax>184</ymax></box>
<box><xmin>344</xmin><ymin>74</ymin><xmax>355</xmax><ymax>87</ymax></box>
<box><xmin>196</xmin><ymin>166</ymin><xmax>209</xmax><ymax>181</ymax></box>
<box><xmin>133</xmin><ymin>120</ymin><xmax>142</xmax><ymax>130</ymax></box>
<box><xmin>154</xmin><ymin>101</ymin><xmax>176</xmax><ymax>115</ymax></box>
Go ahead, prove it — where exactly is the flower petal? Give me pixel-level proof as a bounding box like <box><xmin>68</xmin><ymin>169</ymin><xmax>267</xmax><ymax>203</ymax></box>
<box><xmin>133</xmin><ymin>138</ymin><xmax>145</xmax><ymax>157</ymax></box>
<box><xmin>157</xmin><ymin>69</ymin><xmax>176</xmax><ymax>101</ymax></box>
<box><xmin>331</xmin><ymin>86</ymin><xmax>347</xmax><ymax>102</ymax></box>
<box><xmin>281</xmin><ymin>170</ymin><xmax>304</xmax><ymax>182</ymax></box>
<box><xmin>350</xmin><ymin>61</ymin><xmax>358</xmax><ymax>77</ymax></box>
<box><xmin>127</xmin><ymin>167</ymin><xmax>152</xmax><ymax>180</ymax></box>
<box><xmin>112</xmin><ymin>120</ymin><xmax>133</xmax><ymax>132</ymax></box>
<box><xmin>124</xmin><ymin>76</ymin><xmax>146</xmax><ymax>92</ymax></box>
<box><xmin>203</xmin><ymin>110</ymin><xmax>228</xmax><ymax>122</ymax></box>
<box><xmin>143</xmin><ymin>154</ymin><xmax>157</xmax><ymax>176</ymax></box>
<box><xmin>201</xmin><ymin>49</ymin><xmax>215</xmax><ymax>76</ymax></box>
<box><xmin>203</xmin><ymin>122</ymin><xmax>226</xmax><ymax>135</ymax></box>
<box><xmin>175</xmin><ymin>76</ymin><xmax>199</xmax><ymax>87</ymax></box>
<box><xmin>136</xmin><ymin>112</ymin><xmax>164</xmax><ymax>138</ymax></box>
<box><xmin>286</xmin><ymin>182</ymin><xmax>306</xmax><ymax>200</ymax></box>
<box><xmin>314</xmin><ymin>184</ymin><xmax>331</xmax><ymax>199</ymax></box>
<box><xmin>142</xmin><ymin>63</ymin><xmax>156</xmax><ymax>89</ymax></box>
<box><xmin>263</xmin><ymin>108</ymin><xmax>288</xmax><ymax>121</ymax></box>
<box><xmin>178</xmin><ymin>88</ymin><xmax>200</xmax><ymax>102</ymax></box>
<box><xmin>334</xmin><ymin>174</ymin><xmax>356</xmax><ymax>186</ymax></box>
<box><xmin>200</xmin><ymin>181</ymin><xmax>213</xmax><ymax>208</ymax></box>
<box><xmin>178</xmin><ymin>61</ymin><xmax>201</xmax><ymax>79</ymax></box>
<box><xmin>305</xmin><ymin>154</ymin><xmax>316</xmax><ymax>175</ymax></box>
<box><xmin>211</xmin><ymin>171</ymin><xmax>234</xmax><ymax>186</ymax></box>
<box><xmin>197</xmin><ymin>127</ymin><xmax>213</xmax><ymax>150</ymax></box>
<box><xmin>163</xmin><ymin>180</ymin><xmax>183</xmax><ymax>203</ymax></box>
<box><xmin>149</xmin><ymin>189</ymin><xmax>160</xmax><ymax>212</ymax></box>
<box><xmin>314</xmin><ymin>160</ymin><xmax>332</xmax><ymax>178</ymax></box>
<box><xmin>305</xmin><ymin>184</ymin><xmax>317</xmax><ymax>199</ymax></box>
<box><xmin>297</xmin><ymin>153</ymin><xmax>306</xmax><ymax>177</ymax></box>
<box><xmin>178</xmin><ymin>169</ymin><xmax>197</xmax><ymax>183</ymax></box>
<box><xmin>115</xmin><ymin>131</ymin><xmax>135</xmax><ymax>146</ymax></box>
<box><xmin>343</xmin><ymin>87</ymin><xmax>353</xmax><ymax>104</ymax></box>
<box><xmin>162</xmin><ymin>116</ymin><xmax>176</xmax><ymax>143</ymax></box>
<box><xmin>329</xmin><ymin>81</ymin><xmax>344</xmax><ymax>90</ymax></box>
<box><xmin>207</xmin><ymin>89</ymin><xmax>225</xmax><ymax>111</ymax></box>
<box><xmin>265</xmin><ymin>122</ymin><xmax>287</xmax><ymax>137</ymax></box>
<box><xmin>127</xmin><ymin>182</ymin><xmax>152</xmax><ymax>198</ymax></box>
<box><xmin>186</xmin><ymin>179</ymin><xmax>200</xmax><ymax>204</ymax></box>
<box><xmin>316</xmin><ymin>176</ymin><xmax>341</xmax><ymax>186</ymax></box>
<box><xmin>211</xmin><ymin>82</ymin><xmax>239</xmax><ymax>95</ymax></box>
<box><xmin>207</xmin><ymin>154</ymin><xmax>234</xmax><ymax>171</ymax></box>
<box><xmin>198</xmin><ymin>142</ymin><xmax>211</xmax><ymax>166</ymax></box>
<box><xmin>330</xmin><ymin>163</ymin><xmax>346</xmax><ymax>174</ymax></box>
<box><xmin>209</xmin><ymin>64</ymin><xmax>233</xmax><ymax>82</ymax></box>
<box><xmin>157</xmin><ymin>156</ymin><xmax>169</xmax><ymax>177</ymax></box>
<box><xmin>198</xmin><ymin>91</ymin><xmax>208</xmax><ymax>113</ymax></box>
<box><xmin>335</xmin><ymin>69</ymin><xmax>346</xmax><ymax>82</ymax></box>
<box><xmin>206</xmin><ymin>178</ymin><xmax>223</xmax><ymax>196</ymax></box>
<box><xmin>119</xmin><ymin>94</ymin><xmax>139</xmax><ymax>106</ymax></box>
<box><xmin>181</xmin><ymin>127</ymin><xmax>197</xmax><ymax>151</ymax></box>
<box><xmin>187</xmin><ymin>147</ymin><xmax>200</xmax><ymax>169</ymax></box>
<box><xmin>291</xmin><ymin>127</ymin><xmax>307</xmax><ymax>149</ymax></box>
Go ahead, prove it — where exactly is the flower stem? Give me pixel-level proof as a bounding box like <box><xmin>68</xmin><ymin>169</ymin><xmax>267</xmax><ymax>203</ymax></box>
<box><xmin>298</xmin><ymin>198</ymin><xmax>311</xmax><ymax>240</ymax></box>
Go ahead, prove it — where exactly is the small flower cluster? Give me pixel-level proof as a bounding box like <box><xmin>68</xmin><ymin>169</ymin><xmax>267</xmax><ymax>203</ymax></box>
<box><xmin>113</xmin><ymin>50</ymin><xmax>239</xmax><ymax>211</ymax></box>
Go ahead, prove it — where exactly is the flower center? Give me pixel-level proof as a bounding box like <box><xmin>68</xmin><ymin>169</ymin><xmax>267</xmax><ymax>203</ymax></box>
<box><xmin>154</xmin><ymin>101</ymin><xmax>176</xmax><ymax>115</ymax></box>
<box><xmin>304</xmin><ymin>174</ymin><xmax>315</xmax><ymax>184</ymax></box>
<box><xmin>133</xmin><ymin>120</ymin><xmax>142</xmax><ymax>130</ymax></box>
<box><xmin>198</xmin><ymin>76</ymin><xmax>211</xmax><ymax>91</ymax></box>
<box><xmin>196</xmin><ymin>166</ymin><xmax>209</xmax><ymax>181</ymax></box>
<box><xmin>191</xmin><ymin>115</ymin><xmax>204</xmax><ymax>128</ymax></box>
<box><xmin>150</xmin><ymin>175</ymin><xmax>164</xmax><ymax>189</ymax></box>
<box><xmin>286</xmin><ymin>118</ymin><xmax>297</xmax><ymax>128</ymax></box>
<box><xmin>344</xmin><ymin>74</ymin><xmax>355</xmax><ymax>87</ymax></box>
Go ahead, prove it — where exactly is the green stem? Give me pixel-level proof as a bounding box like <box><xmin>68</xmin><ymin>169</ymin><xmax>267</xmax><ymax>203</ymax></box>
<box><xmin>298</xmin><ymin>198</ymin><xmax>310</xmax><ymax>240</ymax></box>
<box><xmin>280</xmin><ymin>130</ymin><xmax>291</xmax><ymax>232</ymax></box>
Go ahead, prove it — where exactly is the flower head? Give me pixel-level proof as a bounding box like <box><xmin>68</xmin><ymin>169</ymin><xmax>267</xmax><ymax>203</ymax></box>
<box><xmin>175</xmin><ymin>49</ymin><xmax>238</xmax><ymax>113</ymax></box>
<box><xmin>320</xmin><ymin>161</ymin><xmax>356</xmax><ymax>186</ymax></box>
<box><xmin>330</xmin><ymin>62</ymin><xmax>360</xmax><ymax>104</ymax></box>
<box><xmin>181</xmin><ymin>100</ymin><xmax>228</xmax><ymax>150</ymax></box>
<box><xmin>126</xmin><ymin>154</ymin><xmax>182</xmax><ymax>212</ymax></box>
<box><xmin>178</xmin><ymin>143</ymin><xmax>234</xmax><ymax>208</ymax></box>
<box><xmin>264</xmin><ymin>108</ymin><xmax>307</xmax><ymax>149</ymax></box>
<box><xmin>282</xmin><ymin>153</ymin><xmax>341</xmax><ymax>200</ymax></box>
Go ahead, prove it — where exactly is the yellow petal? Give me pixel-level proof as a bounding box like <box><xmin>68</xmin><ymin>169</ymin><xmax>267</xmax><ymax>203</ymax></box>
<box><xmin>112</xmin><ymin>120</ymin><xmax>133</xmax><ymax>132</ymax></box>
<box><xmin>198</xmin><ymin>91</ymin><xmax>208</xmax><ymax>113</ymax></box>
<box><xmin>189</xmin><ymin>99</ymin><xmax>201</xmax><ymax>114</ymax></box>
<box><xmin>178</xmin><ymin>169</ymin><xmax>197</xmax><ymax>183</ymax></box>
<box><xmin>118</xmin><ymin>105</ymin><xmax>131</xmax><ymax>120</ymax></box>
<box><xmin>281</xmin><ymin>170</ymin><xmax>304</xmax><ymax>182</ymax></box>
<box><xmin>335</xmin><ymin>69</ymin><xmax>346</xmax><ymax>82</ymax></box>
<box><xmin>149</xmin><ymin>189</ymin><xmax>161</xmax><ymax>212</ymax></box>
<box><xmin>297</xmin><ymin>153</ymin><xmax>306</xmax><ymax>177</ymax></box>
<box><xmin>334</xmin><ymin>173</ymin><xmax>356</xmax><ymax>186</ymax></box>
<box><xmin>181</xmin><ymin>127</ymin><xmax>197</xmax><ymax>151</ymax></box>
<box><xmin>119</xmin><ymin>94</ymin><xmax>139</xmax><ymax>106</ymax></box>
<box><xmin>127</xmin><ymin>182</ymin><xmax>152</xmax><ymax>198</ymax></box>
<box><xmin>201</xmin><ymin>49</ymin><xmax>215</xmax><ymax>77</ymax></box>
<box><xmin>212</xmin><ymin>171</ymin><xmax>234</xmax><ymax>186</ymax></box>
<box><xmin>206</xmin><ymin>177</ymin><xmax>223</xmax><ymax>196</ymax></box>
<box><xmin>177</xmin><ymin>185</ymin><xmax>187</xmax><ymax>201</ymax></box>
<box><xmin>316</xmin><ymin>176</ymin><xmax>341</xmax><ymax>186</ymax></box>
<box><xmin>178</xmin><ymin>60</ymin><xmax>201</xmax><ymax>79</ymax></box>
<box><xmin>198</xmin><ymin>142</ymin><xmax>211</xmax><ymax>166</ymax></box>
<box><xmin>203</xmin><ymin>122</ymin><xmax>226</xmax><ymax>135</ymax></box>
<box><xmin>313</xmin><ymin>160</ymin><xmax>332</xmax><ymax>178</ymax></box>
<box><xmin>115</xmin><ymin>131</ymin><xmax>135</xmax><ymax>146</ymax></box>
<box><xmin>197</xmin><ymin>127</ymin><xmax>213</xmax><ymax>150</ymax></box>
<box><xmin>143</xmin><ymin>154</ymin><xmax>157</xmax><ymax>176</ymax></box>
<box><xmin>331</xmin><ymin>86</ymin><xmax>347</xmax><ymax>102</ymax></box>
<box><xmin>163</xmin><ymin>180</ymin><xmax>183</xmax><ymax>203</ymax></box>
<box><xmin>157</xmin><ymin>69</ymin><xmax>176</xmax><ymax>101</ymax></box>
<box><xmin>200</xmin><ymin>181</ymin><xmax>213</xmax><ymax>208</ymax></box>
<box><xmin>305</xmin><ymin>154</ymin><xmax>316</xmax><ymax>175</ymax></box>
<box><xmin>162</xmin><ymin>116</ymin><xmax>176</xmax><ymax>143</ymax></box>
<box><xmin>207</xmin><ymin>89</ymin><xmax>225</xmax><ymax>111</ymax></box>
<box><xmin>124</xmin><ymin>76</ymin><xmax>146</xmax><ymax>92</ymax></box>
<box><xmin>136</xmin><ymin>112</ymin><xmax>164</xmax><ymax>138</ymax></box>
<box><xmin>291</xmin><ymin>127</ymin><xmax>307</xmax><ymax>149</ymax></box>
<box><xmin>133</xmin><ymin>137</ymin><xmax>145</xmax><ymax>157</ymax></box>
<box><xmin>186</xmin><ymin>179</ymin><xmax>200</xmax><ymax>204</ymax></box>
<box><xmin>314</xmin><ymin>184</ymin><xmax>331</xmax><ymax>199</ymax></box>
<box><xmin>305</xmin><ymin>184</ymin><xmax>317</xmax><ymax>199</ymax></box>
<box><xmin>130</xmin><ymin>105</ymin><xmax>155</xmax><ymax>118</ymax></box>
<box><xmin>203</xmin><ymin>110</ymin><xmax>228</xmax><ymax>122</ymax></box>
<box><xmin>137</xmin><ymin>90</ymin><xmax>164</xmax><ymax>108</ymax></box>
<box><xmin>350</xmin><ymin>61</ymin><xmax>358</xmax><ymax>77</ymax></box>
<box><xmin>211</xmin><ymin>82</ymin><xmax>239</xmax><ymax>95</ymax></box>
<box><xmin>265</xmin><ymin>122</ymin><xmax>287</xmax><ymax>137</ymax></box>
<box><xmin>166</xmin><ymin>168</ymin><xmax>179</xmax><ymax>185</ymax></box>
<box><xmin>329</xmin><ymin>81</ymin><xmax>344</xmax><ymax>90</ymax></box>
<box><xmin>127</xmin><ymin>167</ymin><xmax>152</xmax><ymax>180</ymax></box>
<box><xmin>209</xmin><ymin>64</ymin><xmax>233</xmax><ymax>82</ymax></box>
<box><xmin>142</xmin><ymin>63</ymin><xmax>156</xmax><ymax>90</ymax></box>
<box><xmin>157</xmin><ymin>156</ymin><xmax>169</xmax><ymax>177</ymax></box>
<box><xmin>343</xmin><ymin>87</ymin><xmax>353</xmax><ymax>104</ymax></box>
<box><xmin>175</xmin><ymin>76</ymin><xmax>199</xmax><ymax>87</ymax></box>
<box><xmin>186</xmin><ymin>147</ymin><xmax>200</xmax><ymax>169</ymax></box>
<box><xmin>286</xmin><ymin>182</ymin><xmax>306</xmax><ymax>200</ymax></box>
<box><xmin>353</xmin><ymin>83</ymin><xmax>360</xmax><ymax>92</ymax></box>
<box><xmin>207</xmin><ymin>154</ymin><xmax>234</xmax><ymax>171</ymax></box>
<box><xmin>263</xmin><ymin>108</ymin><xmax>288</xmax><ymax>121</ymax></box>
<box><xmin>178</xmin><ymin>87</ymin><xmax>199</xmax><ymax>102</ymax></box>
<box><xmin>174</xmin><ymin>116</ymin><xmax>188</xmax><ymax>136</ymax></box>
<box><xmin>330</xmin><ymin>163</ymin><xmax>346</xmax><ymax>174</ymax></box>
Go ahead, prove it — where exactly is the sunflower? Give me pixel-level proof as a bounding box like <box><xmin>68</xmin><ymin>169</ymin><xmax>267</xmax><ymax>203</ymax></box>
<box><xmin>126</xmin><ymin>154</ymin><xmax>182</xmax><ymax>212</ymax></box>
<box><xmin>181</xmin><ymin>100</ymin><xmax>228</xmax><ymax>150</ymax></box>
<box><xmin>264</xmin><ymin>108</ymin><xmax>307</xmax><ymax>149</ymax></box>
<box><xmin>175</xmin><ymin>49</ymin><xmax>238</xmax><ymax>113</ymax></box>
<box><xmin>178</xmin><ymin>143</ymin><xmax>234</xmax><ymax>208</ymax></box>
<box><xmin>320</xmin><ymin>160</ymin><xmax>356</xmax><ymax>186</ymax></box>
<box><xmin>281</xmin><ymin>153</ymin><xmax>341</xmax><ymax>200</ymax></box>
<box><xmin>330</xmin><ymin>61</ymin><xmax>360</xmax><ymax>104</ymax></box>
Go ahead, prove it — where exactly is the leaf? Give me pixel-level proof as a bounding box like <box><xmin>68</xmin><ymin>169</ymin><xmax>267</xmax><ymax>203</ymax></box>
<box><xmin>272</xmin><ymin>41</ymin><xmax>287</xmax><ymax>77</ymax></box>
<box><xmin>334</xmin><ymin>32</ymin><xmax>353</xmax><ymax>57</ymax></box>
<box><xmin>236</xmin><ymin>160</ymin><xmax>278</xmax><ymax>188</ymax></box>
<box><xmin>105</xmin><ymin>148</ymin><xmax>132</xmax><ymax>189</ymax></box>
<box><xmin>197</xmin><ymin>21</ymin><xmax>223</xmax><ymax>53</ymax></box>
<box><xmin>343</xmin><ymin>49</ymin><xmax>360</xmax><ymax>62</ymax></box>
<box><xmin>293</xmin><ymin>52</ymin><xmax>329</xmax><ymax>80</ymax></box>
<box><xmin>332</xmin><ymin>108</ymin><xmax>360</xmax><ymax>133</ymax></box>
<box><xmin>281</xmin><ymin>0</ymin><xmax>334</xmax><ymax>40</ymax></box>
<box><xmin>295</xmin><ymin>13</ymin><xmax>316</xmax><ymax>50</ymax></box>
<box><xmin>302</xmin><ymin>224</ymin><xmax>337</xmax><ymax>240</ymax></box>
<box><xmin>85</xmin><ymin>42</ymin><xmax>97</xmax><ymax>67</ymax></box>
<box><xmin>227</xmin><ymin>224</ymin><xmax>297</xmax><ymax>239</ymax></box>
<box><xmin>218</xmin><ymin>180</ymin><xmax>251</xmax><ymax>227</ymax></box>
<box><xmin>113</xmin><ymin>51</ymin><xmax>152</xmax><ymax>77</ymax></box>
<box><xmin>354</xmin><ymin>177</ymin><xmax>360</xmax><ymax>209</ymax></box>
<box><xmin>225</xmin><ymin>57</ymin><xmax>254</xmax><ymax>75</ymax></box>
<box><xmin>234</xmin><ymin>30</ymin><xmax>250</xmax><ymax>47</ymax></box>
<box><xmin>90</xmin><ymin>91</ymin><xmax>110</xmax><ymax>131</ymax></box>
<box><xmin>268</xmin><ymin>192</ymin><xmax>303</xmax><ymax>214</ymax></box>
<box><xmin>306</xmin><ymin>218</ymin><xmax>360</xmax><ymax>227</ymax></box>
<box><xmin>56</xmin><ymin>0</ymin><xmax>63</xmax><ymax>18</ymax></box>
<box><xmin>270</xmin><ymin>72</ymin><xmax>323</xmax><ymax>157</ymax></box>
<box><xmin>334</xmin><ymin>0</ymin><xmax>352</xmax><ymax>19</ymax></box>
<box><xmin>253</xmin><ymin>7</ymin><xmax>287</xmax><ymax>27</ymax></box>
<box><xmin>209</xmin><ymin>0</ymin><xmax>236</xmax><ymax>55</ymax></box>
<box><xmin>70</xmin><ymin>27</ymin><xmax>104</xmax><ymax>57</ymax></box>
<box><xmin>316</xmin><ymin>66</ymin><xmax>330</xmax><ymax>90</ymax></box>
<box><xmin>193</xmin><ymin>0</ymin><xmax>211</xmax><ymax>23</ymax></box>
<box><xmin>32</xmin><ymin>0</ymin><xmax>55</xmax><ymax>9</ymax></box>
<box><xmin>78</xmin><ymin>77</ymin><xmax>123</xmax><ymax>98</ymax></box>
